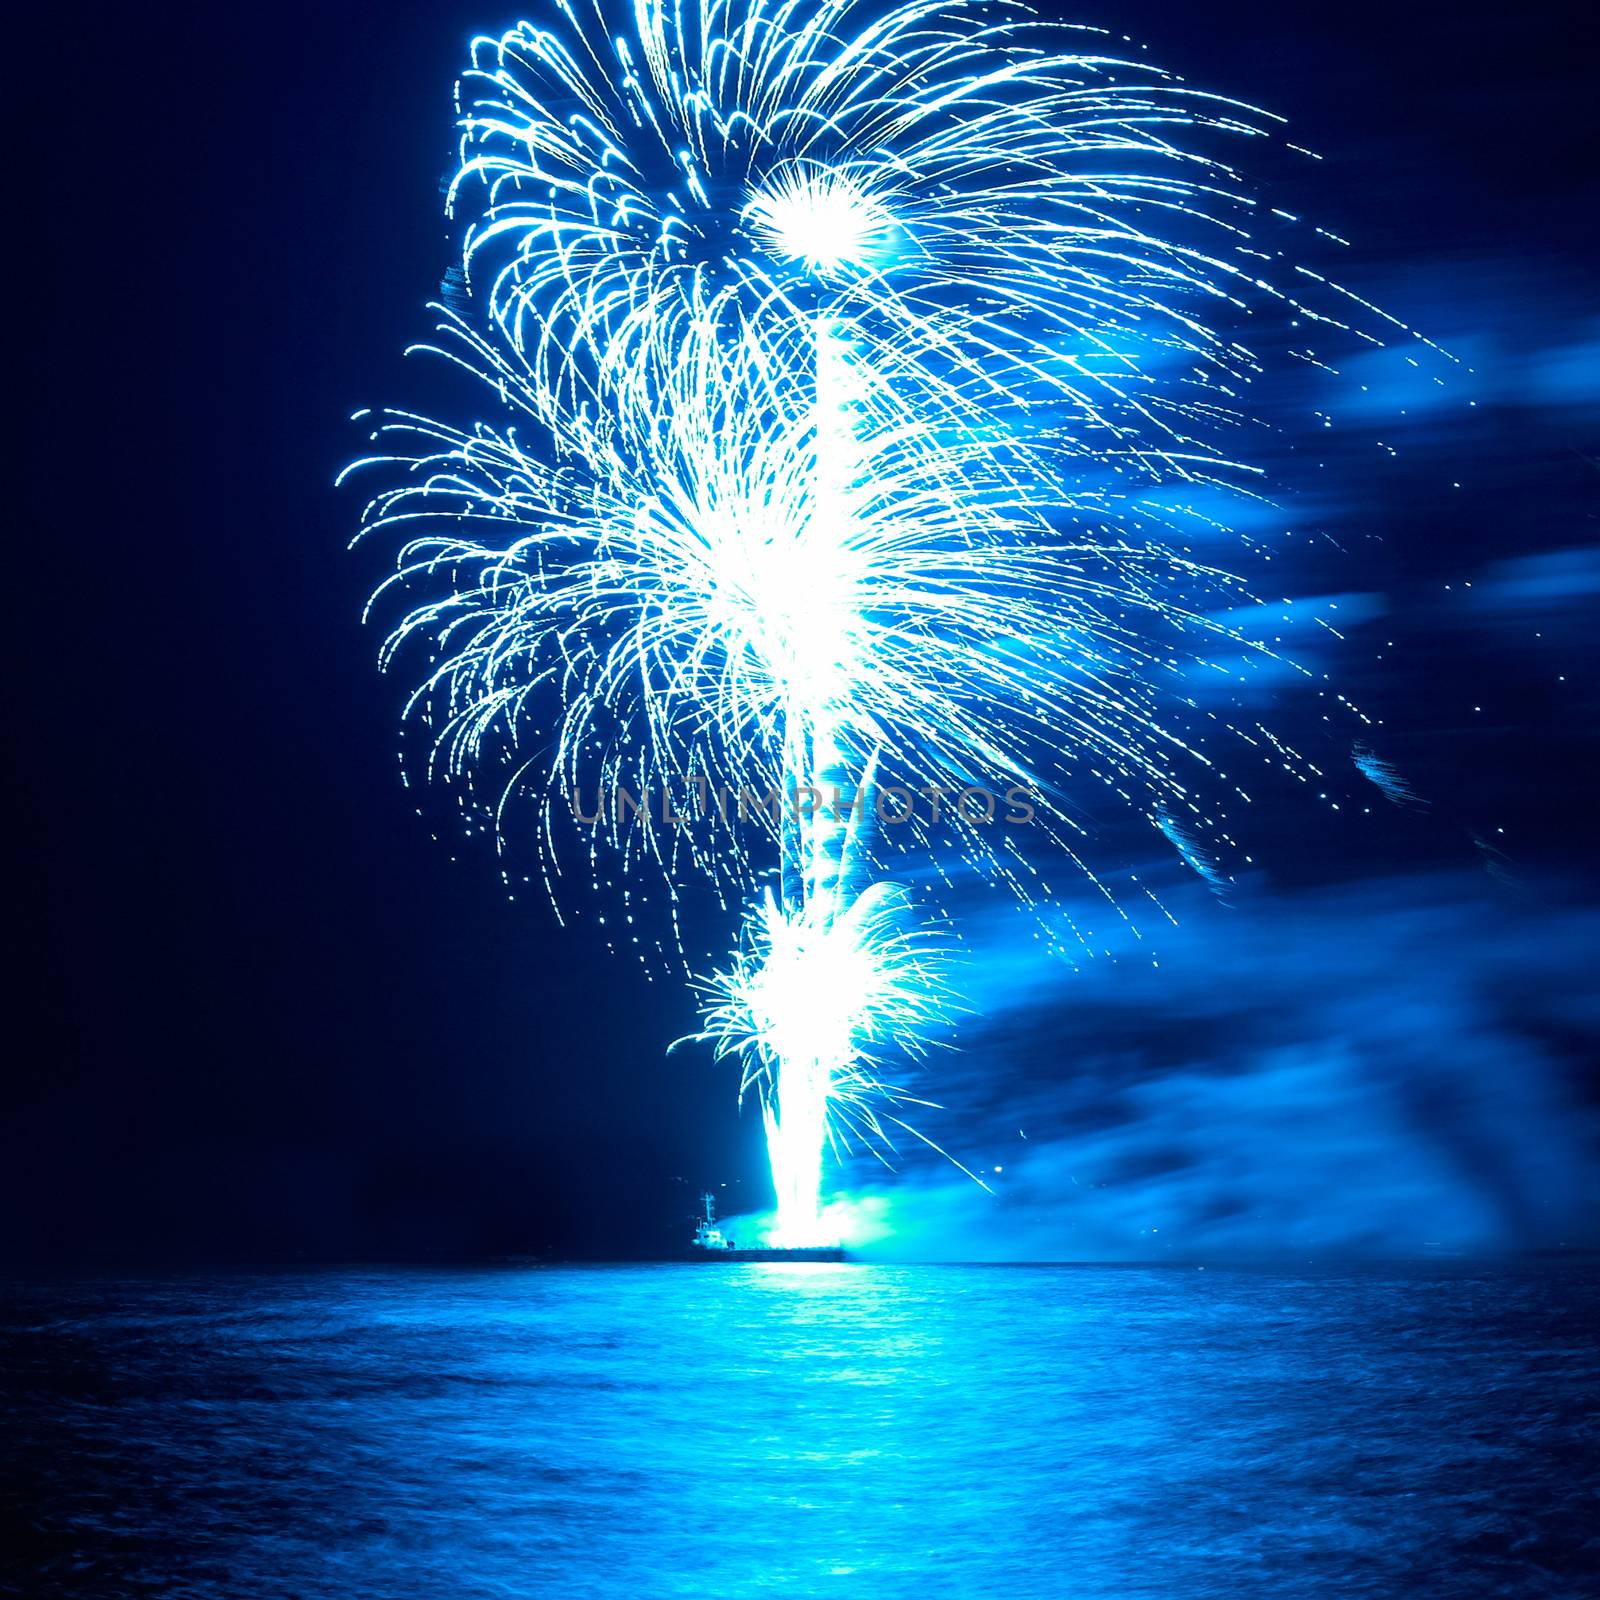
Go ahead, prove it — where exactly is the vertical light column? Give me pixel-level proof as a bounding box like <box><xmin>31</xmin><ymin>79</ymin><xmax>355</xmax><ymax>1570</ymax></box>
<box><xmin>762</xmin><ymin>321</ymin><xmax>864</xmax><ymax>1246</ymax></box>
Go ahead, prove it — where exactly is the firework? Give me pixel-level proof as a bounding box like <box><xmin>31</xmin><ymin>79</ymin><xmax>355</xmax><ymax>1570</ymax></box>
<box><xmin>448</xmin><ymin>0</ymin><xmax>1316</xmax><ymax>477</ymax></box>
<box><xmin>352</xmin><ymin>1</ymin><xmax>1425</xmax><ymax>1241</ymax></box>
<box><xmin>350</xmin><ymin>311</ymin><xmax>1263</xmax><ymax>890</ymax></box>
<box><xmin>690</xmin><ymin>881</ymin><xmax>964</xmax><ymax>1244</ymax></box>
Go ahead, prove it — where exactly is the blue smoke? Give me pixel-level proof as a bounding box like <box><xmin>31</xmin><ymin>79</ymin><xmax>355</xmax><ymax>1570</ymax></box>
<box><xmin>836</xmin><ymin>871</ymin><xmax>1600</xmax><ymax>1259</ymax></box>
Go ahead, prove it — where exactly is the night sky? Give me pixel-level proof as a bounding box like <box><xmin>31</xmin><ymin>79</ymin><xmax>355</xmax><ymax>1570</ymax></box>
<box><xmin>9</xmin><ymin>0</ymin><xmax>1596</xmax><ymax>1263</ymax></box>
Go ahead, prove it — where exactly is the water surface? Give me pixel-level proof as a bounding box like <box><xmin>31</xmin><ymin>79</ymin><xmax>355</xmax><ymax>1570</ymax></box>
<box><xmin>5</xmin><ymin>1262</ymin><xmax>1596</xmax><ymax>1597</ymax></box>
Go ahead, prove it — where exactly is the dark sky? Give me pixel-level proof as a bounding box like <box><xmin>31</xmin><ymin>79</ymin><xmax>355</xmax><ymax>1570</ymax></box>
<box><xmin>8</xmin><ymin>0</ymin><xmax>1597</xmax><ymax>1263</ymax></box>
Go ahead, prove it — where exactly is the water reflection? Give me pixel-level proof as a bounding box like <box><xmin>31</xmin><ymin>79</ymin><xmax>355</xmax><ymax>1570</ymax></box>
<box><xmin>6</xmin><ymin>1263</ymin><xmax>1596</xmax><ymax>1597</ymax></box>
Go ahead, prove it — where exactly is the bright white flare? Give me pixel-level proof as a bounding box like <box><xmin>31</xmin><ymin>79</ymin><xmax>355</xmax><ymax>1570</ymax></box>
<box><xmin>745</xmin><ymin>170</ymin><xmax>896</xmax><ymax>276</ymax></box>
<box><xmin>693</xmin><ymin>884</ymin><xmax>958</xmax><ymax>1245</ymax></box>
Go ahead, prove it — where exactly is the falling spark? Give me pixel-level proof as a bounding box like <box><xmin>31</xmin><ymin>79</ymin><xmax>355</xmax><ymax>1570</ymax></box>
<box><xmin>1353</xmin><ymin>743</ymin><xmax>1427</xmax><ymax>808</ymax></box>
<box><xmin>1156</xmin><ymin>810</ymin><xmax>1232</xmax><ymax>894</ymax></box>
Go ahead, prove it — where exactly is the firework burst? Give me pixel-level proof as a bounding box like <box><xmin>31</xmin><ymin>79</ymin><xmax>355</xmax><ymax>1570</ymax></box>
<box><xmin>352</xmin><ymin>0</ymin><xmax>1430</xmax><ymax>1241</ymax></box>
<box><xmin>689</xmin><ymin>880</ymin><xmax>965</xmax><ymax>1243</ymax></box>
<box><xmin>448</xmin><ymin>0</ymin><xmax>1336</xmax><ymax>472</ymax></box>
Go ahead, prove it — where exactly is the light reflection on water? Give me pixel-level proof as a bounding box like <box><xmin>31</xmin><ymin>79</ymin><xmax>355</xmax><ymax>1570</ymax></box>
<box><xmin>5</xmin><ymin>1262</ymin><xmax>1596</xmax><ymax>1597</ymax></box>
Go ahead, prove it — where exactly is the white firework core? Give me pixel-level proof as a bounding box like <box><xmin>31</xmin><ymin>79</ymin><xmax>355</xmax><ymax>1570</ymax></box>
<box><xmin>745</xmin><ymin>170</ymin><xmax>896</xmax><ymax>276</ymax></box>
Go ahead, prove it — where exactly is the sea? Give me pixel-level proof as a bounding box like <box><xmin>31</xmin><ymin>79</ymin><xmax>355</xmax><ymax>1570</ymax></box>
<box><xmin>4</xmin><ymin>1261</ymin><xmax>1597</xmax><ymax>1598</ymax></box>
